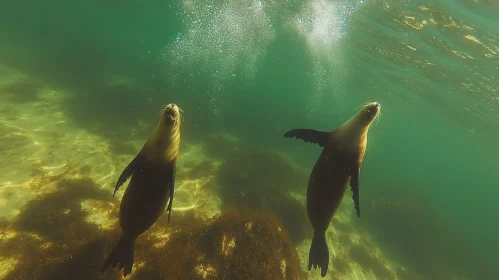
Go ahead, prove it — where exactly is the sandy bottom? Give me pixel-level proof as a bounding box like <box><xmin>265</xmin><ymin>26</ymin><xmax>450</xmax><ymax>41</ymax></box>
<box><xmin>0</xmin><ymin>65</ymin><xmax>458</xmax><ymax>280</ymax></box>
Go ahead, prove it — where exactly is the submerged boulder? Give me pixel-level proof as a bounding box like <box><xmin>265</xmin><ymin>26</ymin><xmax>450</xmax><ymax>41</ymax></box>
<box><xmin>134</xmin><ymin>209</ymin><xmax>306</xmax><ymax>280</ymax></box>
<box><xmin>1</xmin><ymin>175</ymin><xmax>305</xmax><ymax>280</ymax></box>
<box><xmin>214</xmin><ymin>148</ymin><xmax>311</xmax><ymax>244</ymax></box>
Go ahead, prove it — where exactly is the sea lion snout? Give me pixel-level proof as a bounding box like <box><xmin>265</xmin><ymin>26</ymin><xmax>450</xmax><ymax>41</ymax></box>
<box><xmin>368</xmin><ymin>102</ymin><xmax>380</xmax><ymax>115</ymax></box>
<box><xmin>359</xmin><ymin>102</ymin><xmax>380</xmax><ymax>124</ymax></box>
<box><xmin>161</xmin><ymin>103</ymin><xmax>181</xmax><ymax>123</ymax></box>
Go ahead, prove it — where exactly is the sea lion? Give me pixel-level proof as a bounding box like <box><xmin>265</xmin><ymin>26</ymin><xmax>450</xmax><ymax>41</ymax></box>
<box><xmin>284</xmin><ymin>102</ymin><xmax>380</xmax><ymax>277</ymax></box>
<box><xmin>102</xmin><ymin>103</ymin><xmax>182</xmax><ymax>277</ymax></box>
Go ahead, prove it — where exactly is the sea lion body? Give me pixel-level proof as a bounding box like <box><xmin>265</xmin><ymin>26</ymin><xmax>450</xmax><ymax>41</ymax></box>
<box><xmin>284</xmin><ymin>102</ymin><xmax>380</xmax><ymax>277</ymax></box>
<box><xmin>102</xmin><ymin>103</ymin><xmax>182</xmax><ymax>277</ymax></box>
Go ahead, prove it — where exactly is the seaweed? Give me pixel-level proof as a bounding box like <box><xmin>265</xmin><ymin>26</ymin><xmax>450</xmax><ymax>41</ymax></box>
<box><xmin>132</xmin><ymin>209</ymin><xmax>306</xmax><ymax>280</ymax></box>
<box><xmin>0</xmin><ymin>177</ymin><xmax>120</xmax><ymax>280</ymax></box>
<box><xmin>193</xmin><ymin>209</ymin><xmax>305</xmax><ymax>280</ymax></box>
<box><xmin>14</xmin><ymin>178</ymin><xmax>112</xmax><ymax>241</ymax></box>
<box><xmin>1</xmin><ymin>174</ymin><xmax>305</xmax><ymax>280</ymax></box>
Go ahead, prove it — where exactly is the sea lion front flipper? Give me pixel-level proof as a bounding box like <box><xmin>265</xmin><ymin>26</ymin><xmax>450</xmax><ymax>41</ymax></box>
<box><xmin>166</xmin><ymin>165</ymin><xmax>176</xmax><ymax>222</ymax></box>
<box><xmin>350</xmin><ymin>166</ymin><xmax>360</xmax><ymax>218</ymax></box>
<box><xmin>113</xmin><ymin>154</ymin><xmax>141</xmax><ymax>197</ymax></box>
<box><xmin>283</xmin><ymin>129</ymin><xmax>330</xmax><ymax>147</ymax></box>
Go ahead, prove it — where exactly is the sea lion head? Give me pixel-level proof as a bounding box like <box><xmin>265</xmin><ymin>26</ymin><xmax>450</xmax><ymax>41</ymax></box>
<box><xmin>160</xmin><ymin>103</ymin><xmax>182</xmax><ymax>128</ymax></box>
<box><xmin>357</xmin><ymin>102</ymin><xmax>380</xmax><ymax>127</ymax></box>
<box><xmin>152</xmin><ymin>103</ymin><xmax>182</xmax><ymax>162</ymax></box>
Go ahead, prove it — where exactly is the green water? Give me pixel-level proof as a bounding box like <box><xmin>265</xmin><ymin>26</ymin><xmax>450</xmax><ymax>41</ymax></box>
<box><xmin>1</xmin><ymin>0</ymin><xmax>498</xmax><ymax>279</ymax></box>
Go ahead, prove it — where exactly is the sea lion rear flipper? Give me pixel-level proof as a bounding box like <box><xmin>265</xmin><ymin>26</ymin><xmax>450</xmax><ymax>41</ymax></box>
<box><xmin>113</xmin><ymin>154</ymin><xmax>141</xmax><ymax>197</ymax></box>
<box><xmin>350</xmin><ymin>166</ymin><xmax>360</xmax><ymax>218</ymax></box>
<box><xmin>283</xmin><ymin>129</ymin><xmax>330</xmax><ymax>147</ymax></box>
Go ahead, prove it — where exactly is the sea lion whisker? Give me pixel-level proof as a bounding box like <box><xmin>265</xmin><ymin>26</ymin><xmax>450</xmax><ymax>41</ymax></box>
<box><xmin>354</xmin><ymin>102</ymin><xmax>370</xmax><ymax>112</ymax></box>
<box><xmin>355</xmin><ymin>102</ymin><xmax>370</xmax><ymax>112</ymax></box>
<box><xmin>159</xmin><ymin>105</ymin><xmax>169</xmax><ymax>116</ymax></box>
<box><xmin>179</xmin><ymin>109</ymin><xmax>184</xmax><ymax>122</ymax></box>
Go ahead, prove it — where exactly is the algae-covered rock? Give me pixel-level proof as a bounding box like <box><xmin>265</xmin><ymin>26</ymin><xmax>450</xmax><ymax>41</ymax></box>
<box><xmin>2</xmin><ymin>178</ymin><xmax>305</xmax><ymax>280</ymax></box>
<box><xmin>215</xmin><ymin>148</ymin><xmax>311</xmax><ymax>244</ymax></box>
<box><xmin>134</xmin><ymin>209</ymin><xmax>306</xmax><ymax>280</ymax></box>
<box><xmin>196</xmin><ymin>210</ymin><xmax>306</xmax><ymax>280</ymax></box>
<box><xmin>0</xmin><ymin>177</ymin><xmax>119</xmax><ymax>280</ymax></box>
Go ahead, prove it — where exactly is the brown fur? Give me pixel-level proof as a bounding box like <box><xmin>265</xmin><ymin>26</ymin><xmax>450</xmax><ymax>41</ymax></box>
<box><xmin>102</xmin><ymin>103</ymin><xmax>182</xmax><ymax>277</ymax></box>
<box><xmin>284</xmin><ymin>102</ymin><xmax>380</xmax><ymax>277</ymax></box>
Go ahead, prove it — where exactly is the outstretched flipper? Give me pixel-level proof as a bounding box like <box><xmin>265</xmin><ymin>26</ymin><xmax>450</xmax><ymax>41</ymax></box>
<box><xmin>284</xmin><ymin>129</ymin><xmax>330</xmax><ymax>147</ymax></box>
<box><xmin>350</xmin><ymin>166</ymin><xmax>360</xmax><ymax>218</ymax></box>
<box><xmin>114</xmin><ymin>154</ymin><xmax>141</xmax><ymax>197</ymax></box>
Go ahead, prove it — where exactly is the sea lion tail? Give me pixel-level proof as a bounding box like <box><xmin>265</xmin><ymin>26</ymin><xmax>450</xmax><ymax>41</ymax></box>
<box><xmin>102</xmin><ymin>235</ymin><xmax>136</xmax><ymax>277</ymax></box>
<box><xmin>308</xmin><ymin>231</ymin><xmax>329</xmax><ymax>277</ymax></box>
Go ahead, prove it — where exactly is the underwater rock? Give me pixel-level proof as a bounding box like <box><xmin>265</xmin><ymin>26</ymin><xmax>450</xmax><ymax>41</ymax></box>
<box><xmin>1</xmin><ymin>172</ymin><xmax>304</xmax><ymax>280</ymax></box>
<box><xmin>214</xmin><ymin>148</ymin><xmax>311</xmax><ymax>244</ymax></box>
<box><xmin>14</xmin><ymin>178</ymin><xmax>113</xmax><ymax>242</ymax></box>
<box><xmin>195</xmin><ymin>209</ymin><xmax>305</xmax><ymax>280</ymax></box>
<box><xmin>132</xmin><ymin>209</ymin><xmax>306</xmax><ymax>280</ymax></box>
<box><xmin>0</xmin><ymin>227</ymin><xmax>120</xmax><ymax>280</ymax></box>
<box><xmin>0</xmin><ymin>177</ymin><xmax>120</xmax><ymax>280</ymax></box>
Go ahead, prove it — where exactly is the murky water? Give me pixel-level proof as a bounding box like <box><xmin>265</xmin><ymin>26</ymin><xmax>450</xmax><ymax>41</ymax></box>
<box><xmin>0</xmin><ymin>1</ymin><xmax>498</xmax><ymax>279</ymax></box>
